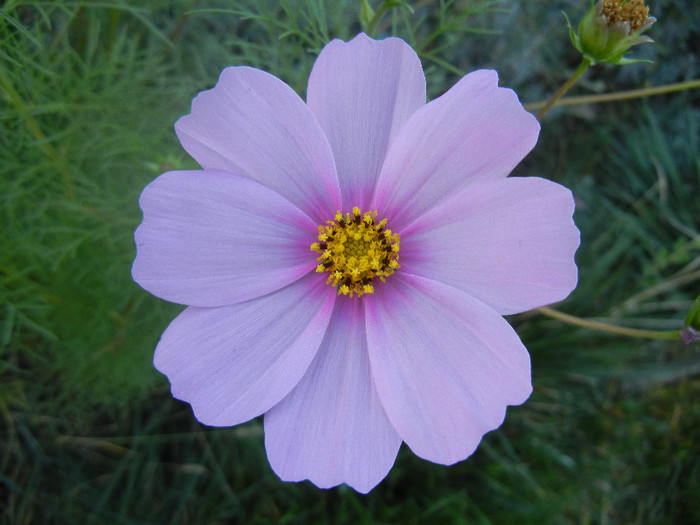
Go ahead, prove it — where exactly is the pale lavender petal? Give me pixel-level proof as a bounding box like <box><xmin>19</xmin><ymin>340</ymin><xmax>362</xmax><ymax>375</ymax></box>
<box><xmin>400</xmin><ymin>177</ymin><xmax>580</xmax><ymax>315</ymax></box>
<box><xmin>154</xmin><ymin>273</ymin><xmax>335</xmax><ymax>426</ymax></box>
<box><xmin>307</xmin><ymin>33</ymin><xmax>426</xmax><ymax>209</ymax></box>
<box><xmin>175</xmin><ymin>66</ymin><xmax>340</xmax><ymax>223</ymax></box>
<box><xmin>264</xmin><ymin>296</ymin><xmax>401</xmax><ymax>493</ymax></box>
<box><xmin>372</xmin><ymin>69</ymin><xmax>540</xmax><ymax>229</ymax></box>
<box><xmin>365</xmin><ymin>274</ymin><xmax>531</xmax><ymax>465</ymax></box>
<box><xmin>132</xmin><ymin>170</ymin><xmax>317</xmax><ymax>307</ymax></box>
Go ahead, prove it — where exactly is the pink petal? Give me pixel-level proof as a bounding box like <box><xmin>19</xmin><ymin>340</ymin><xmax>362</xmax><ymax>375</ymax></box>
<box><xmin>132</xmin><ymin>170</ymin><xmax>318</xmax><ymax>307</ymax></box>
<box><xmin>175</xmin><ymin>66</ymin><xmax>341</xmax><ymax>224</ymax></box>
<box><xmin>400</xmin><ymin>177</ymin><xmax>580</xmax><ymax>315</ymax></box>
<box><xmin>372</xmin><ymin>69</ymin><xmax>540</xmax><ymax>230</ymax></box>
<box><xmin>365</xmin><ymin>274</ymin><xmax>531</xmax><ymax>465</ymax></box>
<box><xmin>154</xmin><ymin>273</ymin><xmax>336</xmax><ymax>426</ymax></box>
<box><xmin>307</xmin><ymin>33</ymin><xmax>426</xmax><ymax>209</ymax></box>
<box><xmin>264</xmin><ymin>296</ymin><xmax>401</xmax><ymax>493</ymax></box>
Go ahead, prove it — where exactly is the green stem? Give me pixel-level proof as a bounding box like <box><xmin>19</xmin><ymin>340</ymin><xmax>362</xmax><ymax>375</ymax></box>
<box><xmin>166</xmin><ymin>0</ymin><xmax>198</xmax><ymax>45</ymax></box>
<box><xmin>526</xmin><ymin>78</ymin><xmax>700</xmax><ymax>111</ymax></box>
<box><xmin>365</xmin><ymin>2</ymin><xmax>390</xmax><ymax>38</ymax></box>
<box><xmin>537</xmin><ymin>306</ymin><xmax>682</xmax><ymax>341</ymax></box>
<box><xmin>536</xmin><ymin>58</ymin><xmax>591</xmax><ymax>121</ymax></box>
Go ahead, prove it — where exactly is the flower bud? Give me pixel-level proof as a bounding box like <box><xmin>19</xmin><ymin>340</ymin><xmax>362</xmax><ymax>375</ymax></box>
<box><xmin>565</xmin><ymin>0</ymin><xmax>656</xmax><ymax>65</ymax></box>
<box><xmin>681</xmin><ymin>294</ymin><xmax>700</xmax><ymax>345</ymax></box>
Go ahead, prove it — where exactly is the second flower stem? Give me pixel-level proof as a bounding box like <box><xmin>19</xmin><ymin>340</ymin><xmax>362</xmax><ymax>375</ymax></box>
<box><xmin>536</xmin><ymin>306</ymin><xmax>682</xmax><ymax>341</ymax></box>
<box><xmin>536</xmin><ymin>58</ymin><xmax>591</xmax><ymax>121</ymax></box>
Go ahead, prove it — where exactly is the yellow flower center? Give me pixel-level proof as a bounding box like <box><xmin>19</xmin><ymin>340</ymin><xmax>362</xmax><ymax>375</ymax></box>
<box><xmin>311</xmin><ymin>207</ymin><xmax>400</xmax><ymax>297</ymax></box>
<box><xmin>602</xmin><ymin>0</ymin><xmax>649</xmax><ymax>32</ymax></box>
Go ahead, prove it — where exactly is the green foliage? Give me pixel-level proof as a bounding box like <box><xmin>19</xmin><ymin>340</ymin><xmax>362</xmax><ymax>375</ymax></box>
<box><xmin>1</xmin><ymin>0</ymin><xmax>188</xmax><ymax>413</ymax></box>
<box><xmin>2</xmin><ymin>0</ymin><xmax>699</xmax><ymax>523</ymax></box>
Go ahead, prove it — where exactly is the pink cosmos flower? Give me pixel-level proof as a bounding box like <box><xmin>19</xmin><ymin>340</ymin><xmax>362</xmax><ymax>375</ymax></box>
<box><xmin>132</xmin><ymin>33</ymin><xmax>579</xmax><ymax>493</ymax></box>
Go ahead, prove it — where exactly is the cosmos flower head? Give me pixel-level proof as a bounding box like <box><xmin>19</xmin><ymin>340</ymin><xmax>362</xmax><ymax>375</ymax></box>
<box><xmin>132</xmin><ymin>33</ymin><xmax>580</xmax><ymax>493</ymax></box>
<box><xmin>566</xmin><ymin>0</ymin><xmax>656</xmax><ymax>65</ymax></box>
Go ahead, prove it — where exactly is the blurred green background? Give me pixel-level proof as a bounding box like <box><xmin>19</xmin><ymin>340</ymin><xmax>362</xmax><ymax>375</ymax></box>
<box><xmin>1</xmin><ymin>0</ymin><xmax>699</xmax><ymax>523</ymax></box>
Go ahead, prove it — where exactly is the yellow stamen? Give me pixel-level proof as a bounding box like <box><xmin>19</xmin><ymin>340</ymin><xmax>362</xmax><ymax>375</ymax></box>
<box><xmin>602</xmin><ymin>0</ymin><xmax>649</xmax><ymax>32</ymax></box>
<box><xmin>311</xmin><ymin>208</ymin><xmax>400</xmax><ymax>298</ymax></box>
